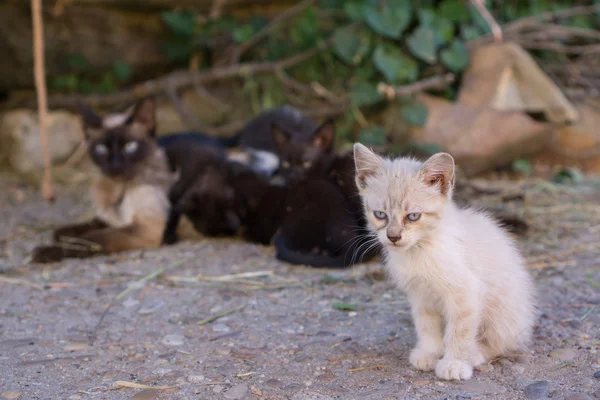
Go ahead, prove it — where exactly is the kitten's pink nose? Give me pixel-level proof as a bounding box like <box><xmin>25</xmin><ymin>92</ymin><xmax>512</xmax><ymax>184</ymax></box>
<box><xmin>387</xmin><ymin>235</ymin><xmax>401</xmax><ymax>244</ymax></box>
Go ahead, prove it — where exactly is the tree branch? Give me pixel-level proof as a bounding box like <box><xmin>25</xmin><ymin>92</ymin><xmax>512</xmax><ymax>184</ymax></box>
<box><xmin>470</xmin><ymin>0</ymin><xmax>502</xmax><ymax>42</ymax></box>
<box><xmin>32</xmin><ymin>0</ymin><xmax>54</xmax><ymax>202</ymax></box>
<box><xmin>229</xmin><ymin>0</ymin><xmax>316</xmax><ymax>64</ymax></box>
<box><xmin>377</xmin><ymin>74</ymin><xmax>456</xmax><ymax>100</ymax></box>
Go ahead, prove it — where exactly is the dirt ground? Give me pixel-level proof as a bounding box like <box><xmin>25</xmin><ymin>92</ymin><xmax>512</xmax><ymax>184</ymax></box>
<box><xmin>0</xmin><ymin>172</ymin><xmax>599</xmax><ymax>400</ymax></box>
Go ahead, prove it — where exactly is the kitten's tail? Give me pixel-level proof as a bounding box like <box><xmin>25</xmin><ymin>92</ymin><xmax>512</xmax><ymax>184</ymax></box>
<box><xmin>273</xmin><ymin>235</ymin><xmax>350</xmax><ymax>269</ymax></box>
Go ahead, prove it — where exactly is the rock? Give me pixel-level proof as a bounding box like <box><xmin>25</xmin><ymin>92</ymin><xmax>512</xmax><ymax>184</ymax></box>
<box><xmin>549</xmin><ymin>348</ymin><xmax>576</xmax><ymax>363</ymax></box>
<box><xmin>411</xmin><ymin>94</ymin><xmax>553</xmax><ymax>176</ymax></box>
<box><xmin>534</xmin><ymin>100</ymin><xmax>600</xmax><ymax>174</ymax></box>
<box><xmin>187</xmin><ymin>375</ymin><xmax>205</xmax><ymax>383</ymax></box>
<box><xmin>566</xmin><ymin>395</ymin><xmax>593</xmax><ymax>400</ymax></box>
<box><xmin>1</xmin><ymin>392</ymin><xmax>22</xmax><ymax>400</ymax></box>
<box><xmin>0</xmin><ymin>109</ymin><xmax>83</xmax><ymax>176</ymax></box>
<box><xmin>595</xmin><ymin>371</ymin><xmax>600</xmax><ymax>379</ymax></box>
<box><xmin>223</xmin><ymin>383</ymin><xmax>249</xmax><ymax>400</ymax></box>
<box><xmin>131</xmin><ymin>389</ymin><xmax>160</xmax><ymax>400</ymax></box>
<box><xmin>162</xmin><ymin>333</ymin><xmax>185</xmax><ymax>347</ymax></box>
<box><xmin>138</xmin><ymin>300</ymin><xmax>165</xmax><ymax>315</ymax></box>
<box><xmin>211</xmin><ymin>323</ymin><xmax>231</xmax><ymax>333</ymax></box>
<box><xmin>461</xmin><ymin>380</ymin><xmax>506</xmax><ymax>395</ymax></box>
<box><xmin>458</xmin><ymin>42</ymin><xmax>578</xmax><ymax>124</ymax></box>
<box><xmin>593</xmin><ymin>389</ymin><xmax>600</xmax><ymax>399</ymax></box>
<box><xmin>523</xmin><ymin>381</ymin><xmax>550</xmax><ymax>400</ymax></box>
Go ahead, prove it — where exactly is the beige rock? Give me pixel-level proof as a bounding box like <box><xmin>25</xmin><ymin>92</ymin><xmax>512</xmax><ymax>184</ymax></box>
<box><xmin>534</xmin><ymin>99</ymin><xmax>600</xmax><ymax>174</ymax></box>
<box><xmin>411</xmin><ymin>94</ymin><xmax>554</xmax><ymax>176</ymax></box>
<box><xmin>0</xmin><ymin>109</ymin><xmax>83</xmax><ymax>175</ymax></box>
<box><xmin>459</xmin><ymin>42</ymin><xmax>578</xmax><ymax>124</ymax></box>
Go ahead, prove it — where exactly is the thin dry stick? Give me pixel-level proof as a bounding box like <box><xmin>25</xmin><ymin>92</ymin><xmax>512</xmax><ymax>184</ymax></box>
<box><xmin>230</xmin><ymin>0</ymin><xmax>316</xmax><ymax>64</ymax></box>
<box><xmin>32</xmin><ymin>0</ymin><xmax>54</xmax><ymax>202</ymax></box>
<box><xmin>377</xmin><ymin>73</ymin><xmax>456</xmax><ymax>100</ymax></box>
<box><xmin>197</xmin><ymin>304</ymin><xmax>245</xmax><ymax>326</ymax></box>
<box><xmin>470</xmin><ymin>0</ymin><xmax>502</xmax><ymax>42</ymax></box>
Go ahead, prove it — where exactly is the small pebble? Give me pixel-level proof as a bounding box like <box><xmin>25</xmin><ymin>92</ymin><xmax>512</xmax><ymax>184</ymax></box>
<box><xmin>593</xmin><ymin>389</ymin><xmax>600</xmax><ymax>399</ymax></box>
<box><xmin>223</xmin><ymin>383</ymin><xmax>248</xmax><ymax>400</ymax></box>
<box><xmin>212</xmin><ymin>386</ymin><xmax>224</xmax><ymax>394</ymax></box>
<box><xmin>523</xmin><ymin>381</ymin><xmax>549</xmax><ymax>400</ymax></box>
<box><xmin>549</xmin><ymin>348</ymin><xmax>576</xmax><ymax>362</ymax></box>
<box><xmin>187</xmin><ymin>375</ymin><xmax>205</xmax><ymax>383</ymax></box>
<box><xmin>162</xmin><ymin>333</ymin><xmax>185</xmax><ymax>347</ymax></box>
<box><xmin>212</xmin><ymin>323</ymin><xmax>231</xmax><ymax>333</ymax></box>
<box><xmin>594</xmin><ymin>371</ymin><xmax>600</xmax><ymax>379</ymax></box>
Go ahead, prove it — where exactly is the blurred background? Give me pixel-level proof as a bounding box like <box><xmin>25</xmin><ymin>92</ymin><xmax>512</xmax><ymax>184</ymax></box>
<box><xmin>0</xmin><ymin>0</ymin><xmax>599</xmax><ymax>184</ymax></box>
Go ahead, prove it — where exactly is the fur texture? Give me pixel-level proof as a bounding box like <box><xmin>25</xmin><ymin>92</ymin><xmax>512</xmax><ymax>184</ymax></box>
<box><xmin>30</xmin><ymin>98</ymin><xmax>178</xmax><ymax>263</ymax></box>
<box><xmin>353</xmin><ymin>143</ymin><xmax>535</xmax><ymax>380</ymax></box>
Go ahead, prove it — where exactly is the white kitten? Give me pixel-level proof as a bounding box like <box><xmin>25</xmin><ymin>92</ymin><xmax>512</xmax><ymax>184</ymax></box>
<box><xmin>353</xmin><ymin>143</ymin><xmax>535</xmax><ymax>380</ymax></box>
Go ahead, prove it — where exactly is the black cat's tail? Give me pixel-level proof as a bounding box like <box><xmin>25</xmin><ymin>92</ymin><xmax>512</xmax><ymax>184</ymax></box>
<box><xmin>273</xmin><ymin>235</ymin><xmax>350</xmax><ymax>269</ymax></box>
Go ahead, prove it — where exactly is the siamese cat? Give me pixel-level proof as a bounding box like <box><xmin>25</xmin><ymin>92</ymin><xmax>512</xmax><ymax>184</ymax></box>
<box><xmin>30</xmin><ymin>98</ymin><xmax>179</xmax><ymax>263</ymax></box>
<box><xmin>353</xmin><ymin>144</ymin><xmax>535</xmax><ymax>380</ymax></box>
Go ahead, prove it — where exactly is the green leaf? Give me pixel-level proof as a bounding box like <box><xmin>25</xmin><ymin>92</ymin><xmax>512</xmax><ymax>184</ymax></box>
<box><xmin>438</xmin><ymin>0</ymin><xmax>470</xmax><ymax>22</ymax></box>
<box><xmin>512</xmin><ymin>159</ymin><xmax>532</xmax><ymax>176</ymax></box>
<box><xmin>65</xmin><ymin>54</ymin><xmax>88</xmax><ymax>70</ymax></box>
<box><xmin>468</xmin><ymin>5</ymin><xmax>492</xmax><ymax>35</ymax></box>
<box><xmin>332</xmin><ymin>302</ymin><xmax>358</xmax><ymax>312</ymax></box>
<box><xmin>552</xmin><ymin>167</ymin><xmax>584</xmax><ymax>184</ymax></box>
<box><xmin>418</xmin><ymin>10</ymin><xmax>455</xmax><ymax>46</ymax></box>
<box><xmin>373</xmin><ymin>44</ymin><xmax>417</xmax><ymax>83</ymax></box>
<box><xmin>112</xmin><ymin>60</ymin><xmax>132</xmax><ymax>82</ymax></box>
<box><xmin>440</xmin><ymin>39</ymin><xmax>470</xmax><ymax>72</ymax></box>
<box><xmin>401</xmin><ymin>100</ymin><xmax>429</xmax><ymax>126</ymax></box>
<box><xmin>232</xmin><ymin>24</ymin><xmax>255</xmax><ymax>43</ymax></box>
<box><xmin>332</xmin><ymin>26</ymin><xmax>370</xmax><ymax>65</ymax></box>
<box><xmin>364</xmin><ymin>1</ymin><xmax>412</xmax><ymax>39</ymax></box>
<box><xmin>460</xmin><ymin>24</ymin><xmax>481</xmax><ymax>41</ymax></box>
<box><xmin>350</xmin><ymin>82</ymin><xmax>382</xmax><ymax>107</ymax></box>
<box><xmin>407</xmin><ymin>26</ymin><xmax>437</xmax><ymax>63</ymax></box>
<box><xmin>161</xmin><ymin>11</ymin><xmax>195</xmax><ymax>36</ymax></box>
<box><xmin>344</xmin><ymin>1</ymin><xmax>365</xmax><ymax>21</ymax></box>
<box><xmin>358</xmin><ymin>126</ymin><xmax>386</xmax><ymax>146</ymax></box>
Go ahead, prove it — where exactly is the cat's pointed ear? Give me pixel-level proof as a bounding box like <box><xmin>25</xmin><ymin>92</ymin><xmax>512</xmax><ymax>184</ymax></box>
<box><xmin>311</xmin><ymin>119</ymin><xmax>335</xmax><ymax>151</ymax></box>
<box><xmin>420</xmin><ymin>152</ymin><xmax>455</xmax><ymax>195</ymax></box>
<box><xmin>271</xmin><ymin>123</ymin><xmax>291</xmax><ymax>152</ymax></box>
<box><xmin>130</xmin><ymin>97</ymin><xmax>156</xmax><ymax>136</ymax></box>
<box><xmin>353</xmin><ymin>143</ymin><xmax>382</xmax><ymax>189</ymax></box>
<box><xmin>77</xmin><ymin>100</ymin><xmax>103</xmax><ymax>131</ymax></box>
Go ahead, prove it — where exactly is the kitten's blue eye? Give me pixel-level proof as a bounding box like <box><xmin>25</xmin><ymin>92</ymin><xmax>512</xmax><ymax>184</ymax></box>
<box><xmin>124</xmin><ymin>141</ymin><xmax>139</xmax><ymax>154</ymax></box>
<box><xmin>95</xmin><ymin>144</ymin><xmax>108</xmax><ymax>155</ymax></box>
<box><xmin>373</xmin><ymin>210</ymin><xmax>387</xmax><ymax>220</ymax></box>
<box><xmin>407</xmin><ymin>212</ymin><xmax>421</xmax><ymax>222</ymax></box>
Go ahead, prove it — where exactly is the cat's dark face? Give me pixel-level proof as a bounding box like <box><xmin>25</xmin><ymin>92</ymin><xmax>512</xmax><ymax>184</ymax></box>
<box><xmin>79</xmin><ymin>98</ymin><xmax>156</xmax><ymax>179</ymax></box>
<box><xmin>176</xmin><ymin>167</ymin><xmax>241</xmax><ymax>237</ymax></box>
<box><xmin>272</xmin><ymin>119</ymin><xmax>335</xmax><ymax>184</ymax></box>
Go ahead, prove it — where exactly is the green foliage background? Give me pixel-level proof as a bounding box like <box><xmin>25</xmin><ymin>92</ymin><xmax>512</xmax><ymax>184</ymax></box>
<box><xmin>49</xmin><ymin>0</ymin><xmax>600</xmax><ymax>149</ymax></box>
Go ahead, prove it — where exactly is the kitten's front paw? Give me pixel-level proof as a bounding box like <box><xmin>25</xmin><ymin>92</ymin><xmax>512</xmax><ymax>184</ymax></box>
<box><xmin>435</xmin><ymin>358</ymin><xmax>473</xmax><ymax>380</ymax></box>
<box><xmin>29</xmin><ymin>245</ymin><xmax>65</xmax><ymax>264</ymax></box>
<box><xmin>410</xmin><ymin>348</ymin><xmax>440</xmax><ymax>371</ymax></box>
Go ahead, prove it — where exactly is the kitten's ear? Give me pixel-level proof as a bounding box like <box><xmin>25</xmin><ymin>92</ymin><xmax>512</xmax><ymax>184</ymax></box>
<box><xmin>77</xmin><ymin>101</ymin><xmax>103</xmax><ymax>134</ymax></box>
<box><xmin>420</xmin><ymin>152</ymin><xmax>455</xmax><ymax>195</ymax></box>
<box><xmin>130</xmin><ymin>97</ymin><xmax>156</xmax><ymax>136</ymax></box>
<box><xmin>353</xmin><ymin>143</ymin><xmax>382</xmax><ymax>189</ymax></box>
<box><xmin>271</xmin><ymin>123</ymin><xmax>291</xmax><ymax>152</ymax></box>
<box><xmin>311</xmin><ymin>119</ymin><xmax>335</xmax><ymax>151</ymax></box>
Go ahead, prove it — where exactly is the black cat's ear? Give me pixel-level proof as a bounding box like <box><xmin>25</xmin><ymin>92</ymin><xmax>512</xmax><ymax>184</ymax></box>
<box><xmin>312</xmin><ymin>119</ymin><xmax>335</xmax><ymax>151</ymax></box>
<box><xmin>420</xmin><ymin>152</ymin><xmax>455</xmax><ymax>196</ymax></box>
<box><xmin>271</xmin><ymin>123</ymin><xmax>291</xmax><ymax>152</ymax></box>
<box><xmin>77</xmin><ymin>100</ymin><xmax>103</xmax><ymax>134</ymax></box>
<box><xmin>353</xmin><ymin>143</ymin><xmax>382</xmax><ymax>190</ymax></box>
<box><xmin>130</xmin><ymin>97</ymin><xmax>156</xmax><ymax>137</ymax></box>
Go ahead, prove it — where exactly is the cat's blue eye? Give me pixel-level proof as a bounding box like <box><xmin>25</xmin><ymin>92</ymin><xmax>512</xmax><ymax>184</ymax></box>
<box><xmin>407</xmin><ymin>212</ymin><xmax>421</xmax><ymax>222</ymax></box>
<box><xmin>124</xmin><ymin>141</ymin><xmax>139</xmax><ymax>154</ymax></box>
<box><xmin>95</xmin><ymin>144</ymin><xmax>108</xmax><ymax>155</ymax></box>
<box><xmin>373</xmin><ymin>210</ymin><xmax>387</xmax><ymax>220</ymax></box>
